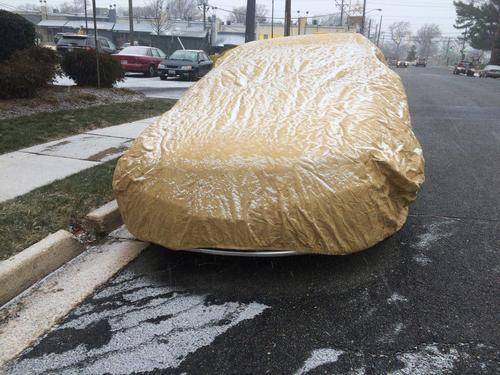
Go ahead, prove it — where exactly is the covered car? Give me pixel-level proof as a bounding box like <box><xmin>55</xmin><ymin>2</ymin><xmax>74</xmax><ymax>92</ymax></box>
<box><xmin>113</xmin><ymin>33</ymin><xmax>425</xmax><ymax>255</ymax></box>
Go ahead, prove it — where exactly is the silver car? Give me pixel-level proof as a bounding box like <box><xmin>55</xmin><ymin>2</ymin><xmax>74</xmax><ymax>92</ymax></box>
<box><xmin>479</xmin><ymin>65</ymin><xmax>500</xmax><ymax>78</ymax></box>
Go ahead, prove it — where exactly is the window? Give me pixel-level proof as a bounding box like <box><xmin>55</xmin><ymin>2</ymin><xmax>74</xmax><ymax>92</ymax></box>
<box><xmin>99</xmin><ymin>38</ymin><xmax>109</xmax><ymax>48</ymax></box>
<box><xmin>157</xmin><ymin>49</ymin><xmax>166</xmax><ymax>58</ymax></box>
<box><xmin>146</xmin><ymin>48</ymin><xmax>153</xmax><ymax>56</ymax></box>
<box><xmin>151</xmin><ymin>49</ymin><xmax>160</xmax><ymax>57</ymax></box>
<box><xmin>169</xmin><ymin>50</ymin><xmax>198</xmax><ymax>62</ymax></box>
<box><xmin>263</xmin><ymin>34</ymin><xmax>269</xmax><ymax>39</ymax></box>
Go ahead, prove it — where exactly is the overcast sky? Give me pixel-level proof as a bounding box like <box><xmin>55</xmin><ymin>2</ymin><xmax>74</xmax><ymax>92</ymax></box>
<box><xmin>6</xmin><ymin>0</ymin><xmax>461</xmax><ymax>36</ymax></box>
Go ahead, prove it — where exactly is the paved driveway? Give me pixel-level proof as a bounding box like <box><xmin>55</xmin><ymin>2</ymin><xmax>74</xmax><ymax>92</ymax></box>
<box><xmin>10</xmin><ymin>68</ymin><xmax>500</xmax><ymax>374</ymax></box>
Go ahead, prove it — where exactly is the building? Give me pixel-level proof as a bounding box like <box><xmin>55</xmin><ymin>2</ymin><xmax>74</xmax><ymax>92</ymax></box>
<box><xmin>17</xmin><ymin>8</ymin><xmax>210</xmax><ymax>55</ymax></box>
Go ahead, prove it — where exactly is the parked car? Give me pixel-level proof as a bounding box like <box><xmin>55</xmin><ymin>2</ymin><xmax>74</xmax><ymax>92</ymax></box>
<box><xmin>112</xmin><ymin>46</ymin><xmax>166</xmax><ymax>77</ymax></box>
<box><xmin>479</xmin><ymin>65</ymin><xmax>500</xmax><ymax>78</ymax></box>
<box><xmin>396</xmin><ymin>60</ymin><xmax>409</xmax><ymax>68</ymax></box>
<box><xmin>157</xmin><ymin>49</ymin><xmax>213</xmax><ymax>81</ymax></box>
<box><xmin>56</xmin><ymin>34</ymin><xmax>118</xmax><ymax>56</ymax></box>
<box><xmin>415</xmin><ymin>57</ymin><xmax>427</xmax><ymax>67</ymax></box>
<box><xmin>453</xmin><ymin>61</ymin><xmax>475</xmax><ymax>77</ymax></box>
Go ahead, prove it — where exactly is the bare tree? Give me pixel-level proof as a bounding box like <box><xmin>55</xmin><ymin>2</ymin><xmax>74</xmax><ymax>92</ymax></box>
<box><xmin>16</xmin><ymin>3</ymin><xmax>42</xmax><ymax>11</ymax></box>
<box><xmin>416</xmin><ymin>24</ymin><xmax>442</xmax><ymax>59</ymax></box>
<box><xmin>229</xmin><ymin>4</ymin><xmax>268</xmax><ymax>23</ymax></box>
<box><xmin>318</xmin><ymin>13</ymin><xmax>341</xmax><ymax>26</ymax></box>
<box><xmin>58</xmin><ymin>0</ymin><xmax>90</xmax><ymax>14</ymax></box>
<box><xmin>167</xmin><ymin>0</ymin><xmax>201</xmax><ymax>20</ymax></box>
<box><xmin>389</xmin><ymin>21</ymin><xmax>411</xmax><ymax>59</ymax></box>
<box><xmin>147</xmin><ymin>0</ymin><xmax>170</xmax><ymax>35</ymax></box>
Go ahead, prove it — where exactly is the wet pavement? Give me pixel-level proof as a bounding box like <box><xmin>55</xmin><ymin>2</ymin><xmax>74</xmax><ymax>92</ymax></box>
<box><xmin>8</xmin><ymin>67</ymin><xmax>500</xmax><ymax>374</ymax></box>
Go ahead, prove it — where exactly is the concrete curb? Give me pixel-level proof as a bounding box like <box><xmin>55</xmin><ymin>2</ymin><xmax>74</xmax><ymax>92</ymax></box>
<box><xmin>85</xmin><ymin>200</ymin><xmax>122</xmax><ymax>235</ymax></box>
<box><xmin>0</xmin><ymin>230</ymin><xmax>84</xmax><ymax>306</ymax></box>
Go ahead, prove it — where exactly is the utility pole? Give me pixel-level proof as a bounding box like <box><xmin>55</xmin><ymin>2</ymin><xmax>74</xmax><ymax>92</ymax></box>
<box><xmin>340</xmin><ymin>0</ymin><xmax>344</xmax><ymax>27</ymax></box>
<box><xmin>284</xmin><ymin>0</ymin><xmax>291</xmax><ymax>36</ymax></box>
<box><xmin>203</xmin><ymin>1</ymin><xmax>206</xmax><ymax>31</ymax></box>
<box><xmin>367</xmin><ymin>18</ymin><xmax>372</xmax><ymax>39</ymax></box>
<box><xmin>377</xmin><ymin>15</ymin><xmax>382</xmax><ymax>46</ymax></box>
<box><xmin>445</xmin><ymin>37</ymin><xmax>451</xmax><ymax>66</ymax></box>
<box><xmin>361</xmin><ymin>0</ymin><xmax>367</xmax><ymax>34</ymax></box>
<box><xmin>271</xmin><ymin>0</ymin><xmax>274</xmax><ymax>38</ymax></box>
<box><xmin>84</xmin><ymin>0</ymin><xmax>88</xmax><ymax>34</ymax></box>
<box><xmin>91</xmin><ymin>0</ymin><xmax>100</xmax><ymax>88</ymax></box>
<box><xmin>245</xmin><ymin>0</ymin><xmax>256</xmax><ymax>42</ymax></box>
<box><xmin>128</xmin><ymin>0</ymin><xmax>134</xmax><ymax>45</ymax></box>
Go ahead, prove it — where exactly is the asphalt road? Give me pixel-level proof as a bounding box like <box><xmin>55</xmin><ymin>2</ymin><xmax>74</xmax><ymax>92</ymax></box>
<box><xmin>10</xmin><ymin>67</ymin><xmax>499</xmax><ymax>374</ymax></box>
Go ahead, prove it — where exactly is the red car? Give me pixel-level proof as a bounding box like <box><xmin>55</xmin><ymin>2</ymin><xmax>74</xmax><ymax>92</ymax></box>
<box><xmin>113</xmin><ymin>46</ymin><xmax>166</xmax><ymax>77</ymax></box>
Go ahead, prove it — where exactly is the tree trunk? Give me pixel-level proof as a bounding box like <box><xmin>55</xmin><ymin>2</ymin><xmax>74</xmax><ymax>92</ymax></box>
<box><xmin>491</xmin><ymin>12</ymin><xmax>500</xmax><ymax>64</ymax></box>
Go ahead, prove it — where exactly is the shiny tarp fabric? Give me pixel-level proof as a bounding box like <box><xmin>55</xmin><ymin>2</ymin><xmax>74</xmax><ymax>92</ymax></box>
<box><xmin>113</xmin><ymin>33</ymin><xmax>425</xmax><ymax>255</ymax></box>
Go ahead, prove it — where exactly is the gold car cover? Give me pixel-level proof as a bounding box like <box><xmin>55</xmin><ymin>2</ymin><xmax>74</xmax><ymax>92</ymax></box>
<box><xmin>113</xmin><ymin>33</ymin><xmax>425</xmax><ymax>255</ymax></box>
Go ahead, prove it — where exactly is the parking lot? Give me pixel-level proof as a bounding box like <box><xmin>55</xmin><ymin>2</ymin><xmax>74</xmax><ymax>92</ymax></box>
<box><xmin>9</xmin><ymin>67</ymin><xmax>500</xmax><ymax>374</ymax></box>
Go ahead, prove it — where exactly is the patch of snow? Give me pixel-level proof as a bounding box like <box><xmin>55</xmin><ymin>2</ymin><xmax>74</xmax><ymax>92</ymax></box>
<box><xmin>413</xmin><ymin>221</ymin><xmax>455</xmax><ymax>251</ymax></box>
<box><xmin>413</xmin><ymin>253</ymin><xmax>431</xmax><ymax>266</ymax></box>
<box><xmin>389</xmin><ymin>345</ymin><xmax>458</xmax><ymax>375</ymax></box>
<box><xmin>294</xmin><ymin>348</ymin><xmax>344</xmax><ymax>375</ymax></box>
<box><xmin>9</xmin><ymin>275</ymin><xmax>269</xmax><ymax>374</ymax></box>
<box><xmin>387</xmin><ymin>293</ymin><xmax>408</xmax><ymax>304</ymax></box>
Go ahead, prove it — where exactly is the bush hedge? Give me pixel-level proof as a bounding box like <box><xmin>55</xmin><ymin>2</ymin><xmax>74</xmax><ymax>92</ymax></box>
<box><xmin>0</xmin><ymin>47</ymin><xmax>58</xmax><ymax>99</ymax></box>
<box><xmin>0</xmin><ymin>10</ymin><xmax>35</xmax><ymax>62</ymax></box>
<box><xmin>61</xmin><ymin>49</ymin><xmax>125</xmax><ymax>88</ymax></box>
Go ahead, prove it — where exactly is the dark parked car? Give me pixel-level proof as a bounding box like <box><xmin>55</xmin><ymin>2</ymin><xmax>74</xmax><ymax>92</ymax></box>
<box><xmin>112</xmin><ymin>46</ymin><xmax>166</xmax><ymax>77</ymax></box>
<box><xmin>453</xmin><ymin>61</ymin><xmax>475</xmax><ymax>77</ymax></box>
<box><xmin>157</xmin><ymin>50</ymin><xmax>213</xmax><ymax>81</ymax></box>
<box><xmin>56</xmin><ymin>34</ymin><xmax>118</xmax><ymax>56</ymax></box>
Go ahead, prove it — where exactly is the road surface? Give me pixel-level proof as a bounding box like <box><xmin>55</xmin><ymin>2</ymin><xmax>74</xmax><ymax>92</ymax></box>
<box><xmin>9</xmin><ymin>67</ymin><xmax>500</xmax><ymax>374</ymax></box>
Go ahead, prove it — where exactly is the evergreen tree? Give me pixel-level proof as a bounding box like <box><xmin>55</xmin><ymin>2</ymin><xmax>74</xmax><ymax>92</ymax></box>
<box><xmin>406</xmin><ymin>45</ymin><xmax>417</xmax><ymax>61</ymax></box>
<box><xmin>454</xmin><ymin>1</ymin><xmax>499</xmax><ymax>60</ymax></box>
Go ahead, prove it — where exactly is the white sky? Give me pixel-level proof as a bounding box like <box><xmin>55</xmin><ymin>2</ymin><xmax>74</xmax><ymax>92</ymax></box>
<box><xmin>5</xmin><ymin>0</ymin><xmax>461</xmax><ymax>36</ymax></box>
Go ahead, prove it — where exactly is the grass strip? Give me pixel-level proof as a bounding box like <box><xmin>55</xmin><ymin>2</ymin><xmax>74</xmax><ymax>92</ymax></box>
<box><xmin>0</xmin><ymin>159</ymin><xmax>118</xmax><ymax>261</ymax></box>
<box><xmin>0</xmin><ymin>98</ymin><xmax>175</xmax><ymax>154</ymax></box>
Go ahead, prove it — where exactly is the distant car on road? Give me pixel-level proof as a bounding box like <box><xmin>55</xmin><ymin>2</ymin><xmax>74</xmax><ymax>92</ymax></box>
<box><xmin>415</xmin><ymin>57</ymin><xmax>427</xmax><ymax>67</ymax></box>
<box><xmin>479</xmin><ymin>65</ymin><xmax>500</xmax><ymax>78</ymax></box>
<box><xmin>396</xmin><ymin>60</ymin><xmax>409</xmax><ymax>68</ymax></box>
<box><xmin>56</xmin><ymin>34</ymin><xmax>118</xmax><ymax>56</ymax></box>
<box><xmin>157</xmin><ymin>49</ymin><xmax>213</xmax><ymax>81</ymax></box>
<box><xmin>112</xmin><ymin>46</ymin><xmax>167</xmax><ymax>77</ymax></box>
<box><xmin>453</xmin><ymin>61</ymin><xmax>475</xmax><ymax>77</ymax></box>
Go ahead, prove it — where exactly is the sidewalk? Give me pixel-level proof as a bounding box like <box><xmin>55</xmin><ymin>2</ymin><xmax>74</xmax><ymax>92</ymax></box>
<box><xmin>0</xmin><ymin>116</ymin><xmax>159</xmax><ymax>202</ymax></box>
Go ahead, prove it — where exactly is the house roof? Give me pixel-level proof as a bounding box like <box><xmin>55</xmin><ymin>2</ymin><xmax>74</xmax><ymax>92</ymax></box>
<box><xmin>64</xmin><ymin>20</ymin><xmax>115</xmax><ymax>31</ymax></box>
<box><xmin>38</xmin><ymin>19</ymin><xmax>68</xmax><ymax>27</ymax></box>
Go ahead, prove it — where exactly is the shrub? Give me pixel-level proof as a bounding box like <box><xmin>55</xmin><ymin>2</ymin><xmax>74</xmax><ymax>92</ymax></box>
<box><xmin>0</xmin><ymin>47</ymin><xmax>58</xmax><ymax>99</ymax></box>
<box><xmin>61</xmin><ymin>49</ymin><xmax>125</xmax><ymax>88</ymax></box>
<box><xmin>0</xmin><ymin>10</ymin><xmax>35</xmax><ymax>62</ymax></box>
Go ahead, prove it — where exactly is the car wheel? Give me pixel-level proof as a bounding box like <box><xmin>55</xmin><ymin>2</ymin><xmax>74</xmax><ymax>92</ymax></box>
<box><xmin>145</xmin><ymin>65</ymin><xmax>155</xmax><ymax>78</ymax></box>
<box><xmin>160</xmin><ymin>75</ymin><xmax>167</xmax><ymax>81</ymax></box>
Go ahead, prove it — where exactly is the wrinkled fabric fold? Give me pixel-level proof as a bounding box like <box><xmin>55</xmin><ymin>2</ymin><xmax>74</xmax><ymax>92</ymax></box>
<box><xmin>113</xmin><ymin>33</ymin><xmax>425</xmax><ymax>255</ymax></box>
